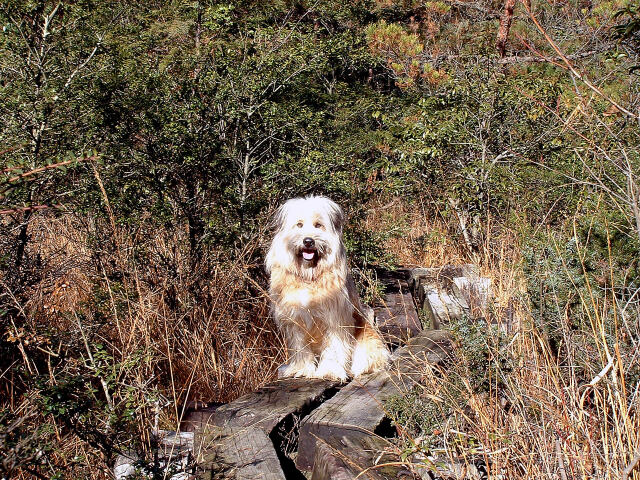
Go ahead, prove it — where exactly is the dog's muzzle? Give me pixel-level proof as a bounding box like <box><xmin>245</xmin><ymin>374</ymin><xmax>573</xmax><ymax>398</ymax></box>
<box><xmin>301</xmin><ymin>237</ymin><xmax>316</xmax><ymax>261</ymax></box>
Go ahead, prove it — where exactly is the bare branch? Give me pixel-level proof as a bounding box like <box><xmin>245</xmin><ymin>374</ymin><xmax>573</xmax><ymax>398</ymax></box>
<box><xmin>2</xmin><ymin>155</ymin><xmax>98</xmax><ymax>185</ymax></box>
<box><xmin>522</xmin><ymin>0</ymin><xmax>639</xmax><ymax>120</ymax></box>
<box><xmin>62</xmin><ymin>39</ymin><xmax>102</xmax><ymax>92</ymax></box>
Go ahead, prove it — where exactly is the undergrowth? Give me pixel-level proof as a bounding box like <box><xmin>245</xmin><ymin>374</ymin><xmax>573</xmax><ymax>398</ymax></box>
<box><xmin>386</xmin><ymin>220</ymin><xmax>640</xmax><ymax>479</ymax></box>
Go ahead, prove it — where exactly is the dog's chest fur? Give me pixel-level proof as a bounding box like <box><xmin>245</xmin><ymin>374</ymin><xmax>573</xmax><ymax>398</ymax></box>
<box><xmin>270</xmin><ymin>267</ymin><xmax>350</xmax><ymax>312</ymax></box>
<box><xmin>271</xmin><ymin>267</ymin><xmax>355</xmax><ymax>354</ymax></box>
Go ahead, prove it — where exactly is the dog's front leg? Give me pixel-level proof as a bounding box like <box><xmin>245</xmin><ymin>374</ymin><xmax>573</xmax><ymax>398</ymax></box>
<box><xmin>315</xmin><ymin>328</ymin><xmax>351</xmax><ymax>381</ymax></box>
<box><xmin>280</xmin><ymin>318</ymin><xmax>316</xmax><ymax>378</ymax></box>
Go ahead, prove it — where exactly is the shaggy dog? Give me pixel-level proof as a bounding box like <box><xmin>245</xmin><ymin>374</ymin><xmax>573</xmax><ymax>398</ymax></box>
<box><xmin>265</xmin><ymin>196</ymin><xmax>389</xmax><ymax>381</ymax></box>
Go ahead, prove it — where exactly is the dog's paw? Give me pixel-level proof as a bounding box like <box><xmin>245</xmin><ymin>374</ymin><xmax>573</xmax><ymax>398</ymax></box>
<box><xmin>315</xmin><ymin>359</ymin><xmax>348</xmax><ymax>382</ymax></box>
<box><xmin>349</xmin><ymin>352</ymin><xmax>369</xmax><ymax>378</ymax></box>
<box><xmin>280</xmin><ymin>361</ymin><xmax>316</xmax><ymax>379</ymax></box>
<box><xmin>350</xmin><ymin>341</ymin><xmax>390</xmax><ymax>377</ymax></box>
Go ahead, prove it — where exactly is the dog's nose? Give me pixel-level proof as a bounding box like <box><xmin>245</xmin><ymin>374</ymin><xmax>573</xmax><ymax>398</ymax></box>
<box><xmin>303</xmin><ymin>237</ymin><xmax>315</xmax><ymax>248</ymax></box>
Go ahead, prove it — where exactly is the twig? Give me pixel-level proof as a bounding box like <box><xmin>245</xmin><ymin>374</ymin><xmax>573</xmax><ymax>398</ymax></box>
<box><xmin>428</xmin><ymin>48</ymin><xmax>612</xmax><ymax>66</ymax></box>
<box><xmin>74</xmin><ymin>312</ymin><xmax>114</xmax><ymax>410</ymax></box>
<box><xmin>2</xmin><ymin>156</ymin><xmax>97</xmax><ymax>184</ymax></box>
<box><xmin>59</xmin><ymin>39</ymin><xmax>102</xmax><ymax>93</ymax></box>
<box><xmin>523</xmin><ymin>2</ymin><xmax>639</xmax><ymax>120</ymax></box>
<box><xmin>623</xmin><ymin>450</ymin><xmax>640</xmax><ymax>480</ymax></box>
<box><xmin>555</xmin><ymin>439</ymin><xmax>568</xmax><ymax>480</ymax></box>
<box><xmin>0</xmin><ymin>144</ymin><xmax>28</xmax><ymax>158</ymax></box>
<box><xmin>588</xmin><ymin>354</ymin><xmax>615</xmax><ymax>387</ymax></box>
<box><xmin>0</xmin><ymin>204</ymin><xmax>62</xmax><ymax>215</ymax></box>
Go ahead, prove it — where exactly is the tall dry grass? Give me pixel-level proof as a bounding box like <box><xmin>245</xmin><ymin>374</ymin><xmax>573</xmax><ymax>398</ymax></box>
<box><xmin>1</xmin><ymin>212</ymin><xmax>286</xmax><ymax>478</ymax></box>
<box><xmin>3</xmin><ymin>194</ymin><xmax>639</xmax><ymax>479</ymax></box>
<box><xmin>378</xmin><ymin>205</ymin><xmax>640</xmax><ymax>479</ymax></box>
<box><xmin>407</xmin><ymin>291</ymin><xmax>640</xmax><ymax>478</ymax></box>
<box><xmin>28</xmin><ymin>213</ymin><xmax>284</xmax><ymax>395</ymax></box>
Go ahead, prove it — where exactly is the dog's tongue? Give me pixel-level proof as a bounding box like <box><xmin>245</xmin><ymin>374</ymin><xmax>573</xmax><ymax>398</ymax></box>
<box><xmin>302</xmin><ymin>250</ymin><xmax>315</xmax><ymax>261</ymax></box>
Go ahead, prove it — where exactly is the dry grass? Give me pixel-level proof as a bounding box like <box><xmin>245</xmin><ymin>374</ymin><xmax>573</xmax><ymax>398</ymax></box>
<box><xmin>24</xmin><ymin>214</ymin><xmax>285</xmax><ymax>402</ymax></box>
<box><xmin>364</xmin><ymin>196</ymin><xmax>468</xmax><ymax>268</ymax></box>
<box><xmin>378</xmin><ymin>206</ymin><xmax>640</xmax><ymax>479</ymax></box>
<box><xmin>1</xmin><ymin>212</ymin><xmax>286</xmax><ymax>478</ymax></box>
<box><xmin>3</xmin><ymin>197</ymin><xmax>640</xmax><ymax>479</ymax></box>
<box><xmin>398</xmin><ymin>298</ymin><xmax>640</xmax><ymax>479</ymax></box>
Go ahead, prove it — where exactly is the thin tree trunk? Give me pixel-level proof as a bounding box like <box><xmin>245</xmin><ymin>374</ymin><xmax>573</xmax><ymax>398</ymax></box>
<box><xmin>14</xmin><ymin>210</ymin><xmax>32</xmax><ymax>269</ymax></box>
<box><xmin>496</xmin><ymin>0</ymin><xmax>516</xmax><ymax>57</ymax></box>
<box><xmin>195</xmin><ymin>1</ymin><xmax>202</xmax><ymax>55</ymax></box>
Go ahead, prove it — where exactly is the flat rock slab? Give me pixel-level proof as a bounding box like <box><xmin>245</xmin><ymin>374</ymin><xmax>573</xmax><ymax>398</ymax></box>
<box><xmin>296</xmin><ymin>329</ymin><xmax>453</xmax><ymax>474</ymax></box>
<box><xmin>196</xmin><ymin>425</ymin><xmax>286</xmax><ymax>480</ymax></box>
<box><xmin>373</xmin><ymin>268</ymin><xmax>422</xmax><ymax>345</ymax></box>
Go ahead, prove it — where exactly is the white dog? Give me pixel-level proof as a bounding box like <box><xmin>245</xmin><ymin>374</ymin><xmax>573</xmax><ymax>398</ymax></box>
<box><xmin>265</xmin><ymin>196</ymin><xmax>389</xmax><ymax>381</ymax></box>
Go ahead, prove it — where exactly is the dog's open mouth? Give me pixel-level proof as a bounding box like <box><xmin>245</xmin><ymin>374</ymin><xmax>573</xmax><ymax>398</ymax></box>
<box><xmin>301</xmin><ymin>248</ymin><xmax>317</xmax><ymax>261</ymax></box>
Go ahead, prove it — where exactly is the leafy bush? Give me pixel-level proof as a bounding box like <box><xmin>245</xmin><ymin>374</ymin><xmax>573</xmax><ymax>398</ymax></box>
<box><xmin>2</xmin><ymin>0</ymin><xmax>639</xmax><ymax>477</ymax></box>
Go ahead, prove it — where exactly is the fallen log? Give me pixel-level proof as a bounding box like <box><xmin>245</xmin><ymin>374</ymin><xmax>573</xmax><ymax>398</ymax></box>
<box><xmin>409</xmin><ymin>265</ymin><xmax>491</xmax><ymax>328</ymax></box>
<box><xmin>194</xmin><ymin>378</ymin><xmax>340</xmax><ymax>479</ymax></box>
<box><xmin>296</xmin><ymin>329</ymin><xmax>454</xmax><ymax>477</ymax></box>
<box><xmin>196</xmin><ymin>425</ymin><xmax>286</xmax><ymax>480</ymax></box>
<box><xmin>133</xmin><ymin>265</ymin><xmax>482</xmax><ymax>479</ymax></box>
<box><xmin>373</xmin><ymin>268</ymin><xmax>422</xmax><ymax>345</ymax></box>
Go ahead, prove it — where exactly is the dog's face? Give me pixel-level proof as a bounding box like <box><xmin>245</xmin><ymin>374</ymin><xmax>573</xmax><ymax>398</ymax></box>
<box><xmin>266</xmin><ymin>196</ymin><xmax>345</xmax><ymax>277</ymax></box>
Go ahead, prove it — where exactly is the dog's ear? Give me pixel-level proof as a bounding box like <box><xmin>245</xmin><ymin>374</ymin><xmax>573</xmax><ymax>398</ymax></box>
<box><xmin>271</xmin><ymin>202</ymin><xmax>288</xmax><ymax>232</ymax></box>
<box><xmin>266</xmin><ymin>202</ymin><xmax>288</xmax><ymax>274</ymax></box>
<box><xmin>326</xmin><ymin>199</ymin><xmax>345</xmax><ymax>233</ymax></box>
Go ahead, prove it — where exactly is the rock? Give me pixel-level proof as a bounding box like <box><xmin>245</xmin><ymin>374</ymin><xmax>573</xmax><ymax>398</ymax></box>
<box><xmin>113</xmin><ymin>431</ymin><xmax>194</xmax><ymax>480</ymax></box>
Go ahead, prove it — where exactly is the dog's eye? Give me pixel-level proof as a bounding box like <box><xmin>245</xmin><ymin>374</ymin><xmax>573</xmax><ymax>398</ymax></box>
<box><xmin>296</xmin><ymin>222</ymin><xmax>303</xmax><ymax>228</ymax></box>
<box><xmin>314</xmin><ymin>222</ymin><xmax>323</xmax><ymax>229</ymax></box>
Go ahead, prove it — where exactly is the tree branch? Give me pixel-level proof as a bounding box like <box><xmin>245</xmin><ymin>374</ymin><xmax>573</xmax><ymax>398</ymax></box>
<box><xmin>522</xmin><ymin>1</ymin><xmax>639</xmax><ymax>120</ymax></box>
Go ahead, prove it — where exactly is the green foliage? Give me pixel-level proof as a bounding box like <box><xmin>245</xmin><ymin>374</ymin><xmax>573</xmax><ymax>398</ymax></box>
<box><xmin>36</xmin><ymin>343</ymin><xmax>154</xmax><ymax>450</ymax></box>
<box><xmin>0</xmin><ymin>407</ymin><xmax>56</xmax><ymax>479</ymax></box>
<box><xmin>366</xmin><ymin>20</ymin><xmax>425</xmax><ymax>88</ymax></box>
<box><xmin>1</xmin><ymin>0</ymin><xmax>639</xmax><ymax>476</ymax></box>
<box><xmin>449</xmin><ymin>316</ymin><xmax>513</xmax><ymax>393</ymax></box>
<box><xmin>386</xmin><ymin>316</ymin><xmax>513</xmax><ymax>451</ymax></box>
<box><xmin>0</xmin><ymin>0</ymin><xmax>106</xmax><ymax>209</ymax></box>
<box><xmin>523</xmin><ymin>211</ymin><xmax>640</xmax><ymax>365</ymax></box>
<box><xmin>386</xmin><ymin>384</ymin><xmax>453</xmax><ymax>445</ymax></box>
<box><xmin>614</xmin><ymin>0</ymin><xmax>640</xmax><ymax>64</ymax></box>
<box><xmin>390</xmin><ymin>72</ymin><xmax>572</xmax><ymax>219</ymax></box>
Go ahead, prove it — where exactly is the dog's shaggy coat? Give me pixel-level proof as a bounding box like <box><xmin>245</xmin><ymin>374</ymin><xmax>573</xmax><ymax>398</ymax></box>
<box><xmin>266</xmin><ymin>196</ymin><xmax>389</xmax><ymax>381</ymax></box>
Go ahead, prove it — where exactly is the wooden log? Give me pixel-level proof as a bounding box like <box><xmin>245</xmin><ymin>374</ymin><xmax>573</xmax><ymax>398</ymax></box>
<box><xmin>421</xmin><ymin>284</ymin><xmax>467</xmax><ymax>329</ymax></box>
<box><xmin>373</xmin><ymin>268</ymin><xmax>422</xmax><ymax>345</ymax></box>
<box><xmin>375</xmin><ymin>289</ymin><xmax>422</xmax><ymax>345</ymax></box>
<box><xmin>452</xmin><ymin>276</ymin><xmax>492</xmax><ymax>319</ymax></box>
<box><xmin>411</xmin><ymin>265</ymin><xmax>492</xmax><ymax>328</ymax></box>
<box><xmin>408</xmin><ymin>264</ymin><xmax>479</xmax><ymax>301</ymax></box>
<box><xmin>181</xmin><ymin>404</ymin><xmax>222</xmax><ymax>432</ymax></box>
<box><xmin>195</xmin><ymin>425</ymin><xmax>286</xmax><ymax>480</ymax></box>
<box><xmin>114</xmin><ymin>431</ymin><xmax>194</xmax><ymax>480</ymax></box>
<box><xmin>311</xmin><ymin>435</ymin><xmax>401</xmax><ymax>480</ymax></box>
<box><xmin>296</xmin><ymin>329</ymin><xmax>453</xmax><ymax>474</ymax></box>
<box><xmin>211</xmin><ymin>378</ymin><xmax>341</xmax><ymax>432</ymax></box>
<box><xmin>195</xmin><ymin>378</ymin><xmax>340</xmax><ymax>478</ymax></box>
